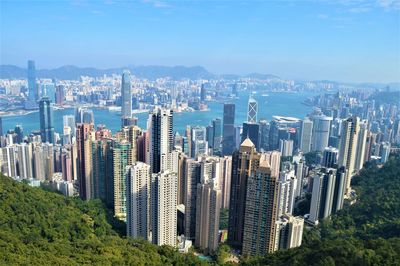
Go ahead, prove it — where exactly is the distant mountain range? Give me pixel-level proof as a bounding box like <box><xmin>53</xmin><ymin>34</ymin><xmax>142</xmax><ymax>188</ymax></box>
<box><xmin>0</xmin><ymin>64</ymin><xmax>218</xmax><ymax>80</ymax></box>
<box><xmin>0</xmin><ymin>64</ymin><xmax>285</xmax><ymax>81</ymax></box>
<box><xmin>1</xmin><ymin>64</ymin><xmax>399</xmax><ymax>90</ymax></box>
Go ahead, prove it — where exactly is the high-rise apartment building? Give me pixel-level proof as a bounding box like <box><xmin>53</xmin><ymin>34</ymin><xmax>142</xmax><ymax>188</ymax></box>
<box><xmin>221</xmin><ymin>155</ymin><xmax>232</xmax><ymax>209</ymax></box>
<box><xmin>151</xmin><ymin>170</ymin><xmax>177</xmax><ymax>247</ymax></box>
<box><xmin>242</xmin><ymin>159</ymin><xmax>280</xmax><ymax>256</ymax></box>
<box><xmin>228</xmin><ymin>138</ymin><xmax>261</xmax><ymax>248</ymax></box>
<box><xmin>126</xmin><ymin>162</ymin><xmax>151</xmax><ymax>240</ymax></box>
<box><xmin>322</xmin><ymin>146</ymin><xmax>338</xmax><ymax>168</ymax></box>
<box><xmin>338</xmin><ymin>116</ymin><xmax>360</xmax><ymax>196</ymax></box>
<box><xmin>113</xmin><ymin>140</ymin><xmax>132</xmax><ymax>221</ymax></box>
<box><xmin>195</xmin><ymin>180</ymin><xmax>222</xmax><ymax>254</ymax></box>
<box><xmin>76</xmin><ymin>123</ymin><xmax>94</xmax><ymax>200</ymax></box>
<box><xmin>148</xmin><ymin>108</ymin><xmax>173</xmax><ymax>173</ymax></box>
<box><xmin>184</xmin><ymin>158</ymin><xmax>201</xmax><ymax>239</ymax></box>
<box><xmin>16</xmin><ymin>143</ymin><xmax>33</xmax><ymax>179</ymax></box>
<box><xmin>191</xmin><ymin>126</ymin><xmax>208</xmax><ymax>157</ymax></box>
<box><xmin>308</xmin><ymin>167</ymin><xmax>346</xmax><ymax>224</ymax></box>
<box><xmin>354</xmin><ymin>120</ymin><xmax>368</xmax><ymax>172</ymax></box>
<box><xmin>275</xmin><ymin>215</ymin><xmax>304</xmax><ymax>250</ymax></box>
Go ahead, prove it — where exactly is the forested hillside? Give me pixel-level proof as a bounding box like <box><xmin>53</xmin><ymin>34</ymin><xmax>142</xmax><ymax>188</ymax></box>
<box><xmin>0</xmin><ymin>176</ymin><xmax>205</xmax><ymax>265</ymax></box>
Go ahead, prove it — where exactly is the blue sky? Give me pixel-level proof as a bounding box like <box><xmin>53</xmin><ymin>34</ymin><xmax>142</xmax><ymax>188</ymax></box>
<box><xmin>1</xmin><ymin>0</ymin><xmax>399</xmax><ymax>82</ymax></box>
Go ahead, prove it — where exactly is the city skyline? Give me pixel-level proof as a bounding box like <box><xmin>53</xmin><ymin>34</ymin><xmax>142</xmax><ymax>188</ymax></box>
<box><xmin>1</xmin><ymin>1</ymin><xmax>399</xmax><ymax>83</ymax></box>
<box><xmin>0</xmin><ymin>1</ymin><xmax>399</xmax><ymax>264</ymax></box>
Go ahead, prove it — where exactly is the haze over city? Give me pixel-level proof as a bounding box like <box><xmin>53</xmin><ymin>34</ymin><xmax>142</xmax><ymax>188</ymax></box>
<box><xmin>1</xmin><ymin>1</ymin><xmax>400</xmax><ymax>265</ymax></box>
<box><xmin>1</xmin><ymin>0</ymin><xmax>399</xmax><ymax>82</ymax></box>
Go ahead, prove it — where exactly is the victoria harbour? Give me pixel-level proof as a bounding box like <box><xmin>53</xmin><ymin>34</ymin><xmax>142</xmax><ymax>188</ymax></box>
<box><xmin>2</xmin><ymin>91</ymin><xmax>315</xmax><ymax>136</ymax></box>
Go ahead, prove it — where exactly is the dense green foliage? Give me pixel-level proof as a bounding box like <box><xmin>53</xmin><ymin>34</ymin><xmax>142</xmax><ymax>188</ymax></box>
<box><xmin>0</xmin><ymin>176</ymin><xmax>206</xmax><ymax>265</ymax></box>
<box><xmin>242</xmin><ymin>154</ymin><xmax>400</xmax><ymax>266</ymax></box>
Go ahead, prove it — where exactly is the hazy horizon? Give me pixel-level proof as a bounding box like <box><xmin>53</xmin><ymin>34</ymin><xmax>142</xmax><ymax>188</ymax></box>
<box><xmin>1</xmin><ymin>0</ymin><xmax>399</xmax><ymax>83</ymax></box>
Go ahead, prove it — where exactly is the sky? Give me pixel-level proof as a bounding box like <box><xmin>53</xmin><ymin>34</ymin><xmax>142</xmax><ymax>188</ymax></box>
<box><xmin>0</xmin><ymin>0</ymin><xmax>399</xmax><ymax>83</ymax></box>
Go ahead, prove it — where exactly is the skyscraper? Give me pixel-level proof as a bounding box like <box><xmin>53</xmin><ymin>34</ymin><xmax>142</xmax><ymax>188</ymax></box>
<box><xmin>91</xmin><ymin>138</ymin><xmax>113</xmax><ymax>201</ymax></box>
<box><xmin>14</xmin><ymin>125</ymin><xmax>24</xmax><ymax>143</ymax></box>
<box><xmin>16</xmin><ymin>143</ymin><xmax>33</xmax><ymax>179</ymax></box>
<box><xmin>76</xmin><ymin>123</ymin><xmax>94</xmax><ymax>200</ymax></box>
<box><xmin>113</xmin><ymin>140</ymin><xmax>132</xmax><ymax>221</ymax></box>
<box><xmin>27</xmin><ymin>60</ymin><xmax>37</xmax><ymax>102</ymax></box>
<box><xmin>279</xmin><ymin>139</ymin><xmax>294</xmax><ymax>157</ymax></box>
<box><xmin>242</xmin><ymin>122</ymin><xmax>260</xmax><ymax>150</ymax></box>
<box><xmin>200</xmin><ymin>83</ymin><xmax>206</xmax><ymax>102</ymax></box>
<box><xmin>275</xmin><ymin>215</ymin><xmax>304</xmax><ymax>250</ymax></box>
<box><xmin>338</xmin><ymin>116</ymin><xmax>360</xmax><ymax>196</ymax></box>
<box><xmin>228</xmin><ymin>138</ymin><xmax>261</xmax><ymax>248</ymax></box>
<box><xmin>1</xmin><ymin>146</ymin><xmax>17</xmax><ymax>177</ymax></box>
<box><xmin>148</xmin><ymin>108</ymin><xmax>173</xmax><ymax>173</ymax></box>
<box><xmin>354</xmin><ymin>120</ymin><xmax>368</xmax><ymax>172</ymax></box>
<box><xmin>190</xmin><ymin>126</ymin><xmax>208</xmax><ymax>157</ymax></box>
<box><xmin>195</xmin><ymin>180</ymin><xmax>222</xmax><ymax>254</ymax></box>
<box><xmin>247</xmin><ymin>95</ymin><xmax>258</xmax><ymax>123</ymax></box>
<box><xmin>151</xmin><ymin>170</ymin><xmax>177</xmax><ymax>247</ymax></box>
<box><xmin>277</xmin><ymin>169</ymin><xmax>297</xmax><ymax>217</ymax></box>
<box><xmin>121</xmin><ymin>70</ymin><xmax>132</xmax><ymax>119</ymax></box>
<box><xmin>221</xmin><ymin>156</ymin><xmax>232</xmax><ymax>209</ymax></box>
<box><xmin>39</xmin><ymin>97</ymin><xmax>54</xmax><ymax>144</ymax></box>
<box><xmin>184</xmin><ymin>158</ymin><xmax>201</xmax><ymax>239</ymax></box>
<box><xmin>322</xmin><ymin>146</ymin><xmax>338</xmax><ymax>168</ymax></box>
<box><xmin>311</xmin><ymin>115</ymin><xmax>332</xmax><ymax>152</ymax></box>
<box><xmin>222</xmin><ymin>103</ymin><xmax>235</xmax><ymax>156</ymax></box>
<box><xmin>299</xmin><ymin>117</ymin><xmax>313</xmax><ymax>153</ymax></box>
<box><xmin>259</xmin><ymin>119</ymin><xmax>270</xmax><ymax>151</ymax></box>
<box><xmin>63</xmin><ymin>115</ymin><xmax>76</xmax><ymax>138</ymax></box>
<box><xmin>211</xmin><ymin>118</ymin><xmax>222</xmax><ymax>156</ymax></box>
<box><xmin>0</xmin><ymin>116</ymin><xmax>3</xmax><ymax>136</ymax></box>
<box><xmin>268</xmin><ymin>116</ymin><xmax>301</xmax><ymax>151</ymax></box>
<box><xmin>55</xmin><ymin>85</ymin><xmax>65</xmax><ymax>105</ymax></box>
<box><xmin>307</xmin><ymin>166</ymin><xmax>345</xmax><ymax>218</ymax></box>
<box><xmin>126</xmin><ymin>162</ymin><xmax>151</xmax><ymax>240</ymax></box>
<box><xmin>242</xmin><ymin>159</ymin><xmax>280</xmax><ymax>255</ymax></box>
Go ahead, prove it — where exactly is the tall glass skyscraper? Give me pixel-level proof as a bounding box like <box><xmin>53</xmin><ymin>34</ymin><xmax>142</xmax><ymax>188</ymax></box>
<box><xmin>121</xmin><ymin>70</ymin><xmax>132</xmax><ymax>119</ymax></box>
<box><xmin>27</xmin><ymin>60</ymin><xmax>37</xmax><ymax>102</ymax></box>
<box><xmin>212</xmin><ymin>118</ymin><xmax>222</xmax><ymax>156</ymax></box>
<box><xmin>247</xmin><ymin>95</ymin><xmax>258</xmax><ymax>123</ymax></box>
<box><xmin>222</xmin><ymin>103</ymin><xmax>235</xmax><ymax>156</ymax></box>
<box><xmin>39</xmin><ymin>97</ymin><xmax>54</xmax><ymax>144</ymax></box>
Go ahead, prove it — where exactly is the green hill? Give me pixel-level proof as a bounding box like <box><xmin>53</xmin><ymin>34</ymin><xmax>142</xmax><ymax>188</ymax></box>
<box><xmin>0</xmin><ymin>176</ymin><xmax>206</xmax><ymax>265</ymax></box>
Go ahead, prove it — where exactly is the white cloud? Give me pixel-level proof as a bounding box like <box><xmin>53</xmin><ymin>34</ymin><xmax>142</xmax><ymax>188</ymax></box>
<box><xmin>142</xmin><ymin>0</ymin><xmax>171</xmax><ymax>8</ymax></box>
<box><xmin>376</xmin><ymin>0</ymin><xmax>400</xmax><ymax>10</ymax></box>
<box><xmin>317</xmin><ymin>14</ymin><xmax>329</xmax><ymax>19</ymax></box>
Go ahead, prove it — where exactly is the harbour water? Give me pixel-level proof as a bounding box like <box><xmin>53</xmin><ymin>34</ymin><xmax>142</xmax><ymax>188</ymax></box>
<box><xmin>2</xmin><ymin>91</ymin><xmax>316</xmax><ymax>136</ymax></box>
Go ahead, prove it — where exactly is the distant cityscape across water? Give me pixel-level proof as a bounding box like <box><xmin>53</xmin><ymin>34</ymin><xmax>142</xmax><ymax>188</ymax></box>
<box><xmin>2</xmin><ymin>91</ymin><xmax>316</xmax><ymax>136</ymax></box>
